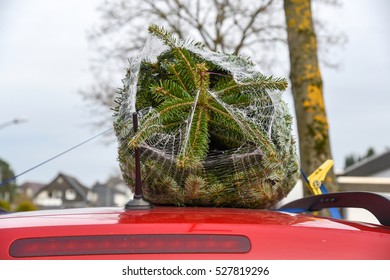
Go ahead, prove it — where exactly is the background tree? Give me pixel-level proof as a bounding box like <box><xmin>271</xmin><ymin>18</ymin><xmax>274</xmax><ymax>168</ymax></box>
<box><xmin>344</xmin><ymin>147</ymin><xmax>376</xmax><ymax>169</ymax></box>
<box><xmin>83</xmin><ymin>0</ymin><xmax>286</xmax><ymax>126</ymax></box>
<box><xmin>284</xmin><ymin>0</ymin><xmax>337</xmax><ymax>192</ymax></box>
<box><xmin>83</xmin><ymin>0</ymin><xmax>344</xmax><ymax>121</ymax></box>
<box><xmin>0</xmin><ymin>158</ymin><xmax>18</xmax><ymax>203</ymax></box>
<box><xmin>83</xmin><ymin>0</ymin><xmax>345</xmax><ymax>193</ymax></box>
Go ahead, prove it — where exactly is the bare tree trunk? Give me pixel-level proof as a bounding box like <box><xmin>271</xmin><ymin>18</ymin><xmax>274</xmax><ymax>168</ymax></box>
<box><xmin>284</xmin><ymin>0</ymin><xmax>338</xmax><ymax>193</ymax></box>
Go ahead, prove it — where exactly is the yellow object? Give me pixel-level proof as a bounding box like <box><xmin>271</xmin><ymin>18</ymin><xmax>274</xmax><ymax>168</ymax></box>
<box><xmin>307</xmin><ymin>159</ymin><xmax>334</xmax><ymax>195</ymax></box>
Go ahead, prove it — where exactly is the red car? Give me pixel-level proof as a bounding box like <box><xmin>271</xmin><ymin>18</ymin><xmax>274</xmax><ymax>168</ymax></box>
<box><xmin>0</xmin><ymin>191</ymin><xmax>389</xmax><ymax>260</ymax></box>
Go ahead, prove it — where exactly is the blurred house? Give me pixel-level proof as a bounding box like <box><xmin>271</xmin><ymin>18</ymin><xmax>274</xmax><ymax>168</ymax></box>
<box><xmin>33</xmin><ymin>173</ymin><xmax>94</xmax><ymax>209</ymax></box>
<box><xmin>30</xmin><ymin>172</ymin><xmax>132</xmax><ymax>209</ymax></box>
<box><xmin>92</xmin><ymin>179</ymin><xmax>131</xmax><ymax>207</ymax></box>
<box><xmin>340</xmin><ymin>149</ymin><xmax>390</xmax><ymax>178</ymax></box>
<box><xmin>19</xmin><ymin>182</ymin><xmax>45</xmax><ymax>198</ymax></box>
<box><xmin>338</xmin><ymin>149</ymin><xmax>390</xmax><ymax>194</ymax></box>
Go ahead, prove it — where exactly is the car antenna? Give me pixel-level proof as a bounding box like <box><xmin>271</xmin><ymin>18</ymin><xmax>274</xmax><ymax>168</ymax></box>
<box><xmin>124</xmin><ymin>112</ymin><xmax>153</xmax><ymax>210</ymax></box>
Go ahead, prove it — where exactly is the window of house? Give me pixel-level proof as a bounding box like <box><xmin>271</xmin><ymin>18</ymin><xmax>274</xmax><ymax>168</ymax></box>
<box><xmin>87</xmin><ymin>191</ymin><xmax>97</xmax><ymax>203</ymax></box>
<box><xmin>65</xmin><ymin>189</ymin><xmax>76</xmax><ymax>200</ymax></box>
<box><xmin>48</xmin><ymin>190</ymin><xmax>62</xmax><ymax>199</ymax></box>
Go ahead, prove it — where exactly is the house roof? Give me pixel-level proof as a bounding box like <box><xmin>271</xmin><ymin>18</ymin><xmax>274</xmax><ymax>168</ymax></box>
<box><xmin>342</xmin><ymin>149</ymin><xmax>390</xmax><ymax>176</ymax></box>
<box><xmin>59</xmin><ymin>173</ymin><xmax>90</xmax><ymax>201</ymax></box>
<box><xmin>33</xmin><ymin>173</ymin><xmax>90</xmax><ymax>201</ymax></box>
<box><xmin>19</xmin><ymin>182</ymin><xmax>45</xmax><ymax>196</ymax></box>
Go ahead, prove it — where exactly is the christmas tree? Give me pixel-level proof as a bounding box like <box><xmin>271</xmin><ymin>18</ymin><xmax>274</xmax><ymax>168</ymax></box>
<box><xmin>114</xmin><ymin>25</ymin><xmax>299</xmax><ymax>208</ymax></box>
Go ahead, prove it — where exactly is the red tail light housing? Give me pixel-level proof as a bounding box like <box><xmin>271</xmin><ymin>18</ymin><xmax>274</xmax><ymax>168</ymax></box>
<box><xmin>10</xmin><ymin>234</ymin><xmax>250</xmax><ymax>258</ymax></box>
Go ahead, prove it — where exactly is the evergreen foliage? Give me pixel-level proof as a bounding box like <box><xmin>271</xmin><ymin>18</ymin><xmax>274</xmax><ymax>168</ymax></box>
<box><xmin>114</xmin><ymin>25</ymin><xmax>299</xmax><ymax>208</ymax></box>
<box><xmin>0</xmin><ymin>158</ymin><xmax>17</xmax><ymax>203</ymax></box>
<box><xmin>344</xmin><ymin>147</ymin><xmax>376</xmax><ymax>169</ymax></box>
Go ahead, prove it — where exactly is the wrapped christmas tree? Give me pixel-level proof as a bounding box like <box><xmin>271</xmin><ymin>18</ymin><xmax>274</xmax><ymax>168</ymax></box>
<box><xmin>114</xmin><ymin>25</ymin><xmax>299</xmax><ymax>208</ymax></box>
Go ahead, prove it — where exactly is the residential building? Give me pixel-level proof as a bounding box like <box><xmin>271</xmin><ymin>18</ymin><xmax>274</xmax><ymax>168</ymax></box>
<box><xmin>33</xmin><ymin>173</ymin><xmax>94</xmax><ymax>209</ymax></box>
<box><xmin>19</xmin><ymin>182</ymin><xmax>44</xmax><ymax>199</ymax></box>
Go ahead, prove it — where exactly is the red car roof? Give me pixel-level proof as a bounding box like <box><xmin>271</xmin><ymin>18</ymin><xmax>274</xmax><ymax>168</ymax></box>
<box><xmin>1</xmin><ymin>207</ymin><xmax>389</xmax><ymax>260</ymax></box>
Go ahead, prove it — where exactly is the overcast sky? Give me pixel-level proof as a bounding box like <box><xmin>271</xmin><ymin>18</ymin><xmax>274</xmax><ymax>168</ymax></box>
<box><xmin>0</xmin><ymin>0</ymin><xmax>389</xmax><ymax>187</ymax></box>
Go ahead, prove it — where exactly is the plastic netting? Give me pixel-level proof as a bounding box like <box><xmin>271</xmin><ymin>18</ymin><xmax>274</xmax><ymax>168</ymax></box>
<box><xmin>114</xmin><ymin>25</ymin><xmax>299</xmax><ymax>208</ymax></box>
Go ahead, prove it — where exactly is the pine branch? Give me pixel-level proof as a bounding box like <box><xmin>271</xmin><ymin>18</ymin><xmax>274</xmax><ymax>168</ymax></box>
<box><xmin>177</xmin><ymin>108</ymin><xmax>209</xmax><ymax>168</ymax></box>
